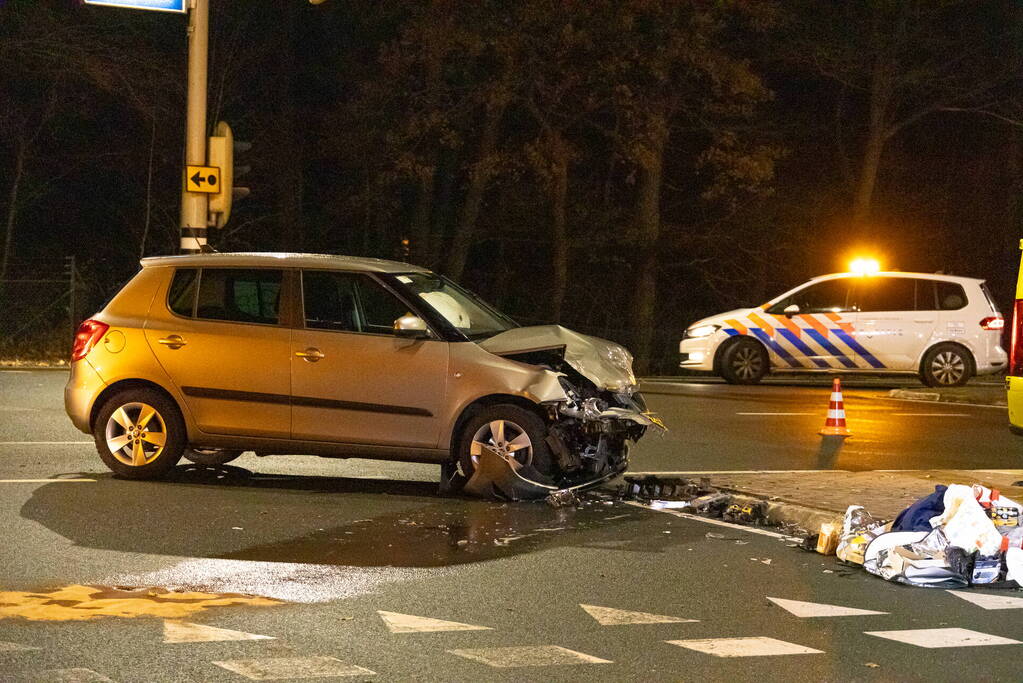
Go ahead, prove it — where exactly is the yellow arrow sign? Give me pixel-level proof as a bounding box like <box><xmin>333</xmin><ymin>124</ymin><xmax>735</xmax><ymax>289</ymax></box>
<box><xmin>186</xmin><ymin>165</ymin><xmax>221</xmax><ymax>193</ymax></box>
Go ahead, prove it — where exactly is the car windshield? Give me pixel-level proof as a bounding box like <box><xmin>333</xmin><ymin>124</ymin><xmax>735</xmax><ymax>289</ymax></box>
<box><xmin>393</xmin><ymin>272</ymin><xmax>516</xmax><ymax>339</ymax></box>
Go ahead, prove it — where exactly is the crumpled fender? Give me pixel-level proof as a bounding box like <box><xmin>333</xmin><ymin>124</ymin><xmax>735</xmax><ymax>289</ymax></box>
<box><xmin>461</xmin><ymin>444</ymin><xmax>628</xmax><ymax>501</ymax></box>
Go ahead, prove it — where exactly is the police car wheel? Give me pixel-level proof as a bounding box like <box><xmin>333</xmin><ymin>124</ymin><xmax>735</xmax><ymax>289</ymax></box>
<box><xmin>720</xmin><ymin>338</ymin><xmax>767</xmax><ymax>385</ymax></box>
<box><xmin>921</xmin><ymin>343</ymin><xmax>972</xmax><ymax>388</ymax></box>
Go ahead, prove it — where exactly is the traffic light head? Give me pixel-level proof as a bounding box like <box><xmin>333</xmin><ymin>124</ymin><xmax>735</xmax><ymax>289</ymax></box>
<box><xmin>208</xmin><ymin>121</ymin><xmax>251</xmax><ymax>228</ymax></box>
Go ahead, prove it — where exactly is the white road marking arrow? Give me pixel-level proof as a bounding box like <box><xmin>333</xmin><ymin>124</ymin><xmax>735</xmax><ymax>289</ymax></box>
<box><xmin>377</xmin><ymin>610</ymin><xmax>491</xmax><ymax>633</ymax></box>
<box><xmin>163</xmin><ymin>620</ymin><xmax>274</xmax><ymax>643</ymax></box>
<box><xmin>767</xmin><ymin>597</ymin><xmax>887</xmax><ymax>618</ymax></box>
<box><xmin>580</xmin><ymin>604</ymin><xmax>697</xmax><ymax>626</ymax></box>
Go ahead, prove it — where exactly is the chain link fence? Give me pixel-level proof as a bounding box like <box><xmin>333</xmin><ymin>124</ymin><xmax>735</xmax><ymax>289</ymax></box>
<box><xmin>0</xmin><ymin>257</ymin><xmax>83</xmax><ymax>362</ymax></box>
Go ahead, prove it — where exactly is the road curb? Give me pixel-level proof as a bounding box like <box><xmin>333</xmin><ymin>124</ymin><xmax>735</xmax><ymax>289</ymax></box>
<box><xmin>717</xmin><ymin>490</ymin><xmax>840</xmax><ymax>534</ymax></box>
<box><xmin>888</xmin><ymin>388</ymin><xmax>940</xmax><ymax>402</ymax></box>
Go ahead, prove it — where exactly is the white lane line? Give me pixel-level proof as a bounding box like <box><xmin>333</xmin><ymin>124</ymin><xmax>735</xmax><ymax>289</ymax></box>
<box><xmin>628</xmin><ymin>470</ymin><xmax>848</xmax><ymax>475</ymax></box>
<box><xmin>377</xmin><ymin>610</ymin><xmax>491</xmax><ymax>633</ymax></box>
<box><xmin>865</xmin><ymin>628</ymin><xmax>1021</xmax><ymax>648</ymax></box>
<box><xmin>892</xmin><ymin>413</ymin><xmax>969</xmax><ymax>417</ymax></box>
<box><xmin>947</xmin><ymin>590</ymin><xmax>1023</xmax><ymax>610</ymax></box>
<box><xmin>164</xmin><ymin>620</ymin><xmax>275</xmax><ymax>643</ymax></box>
<box><xmin>623</xmin><ymin>500</ymin><xmax>790</xmax><ymax>539</ymax></box>
<box><xmin>0</xmin><ymin>441</ymin><xmax>93</xmax><ymax>445</ymax></box>
<box><xmin>667</xmin><ymin>636</ymin><xmax>823</xmax><ymax>657</ymax></box>
<box><xmin>25</xmin><ymin>669</ymin><xmax>113</xmax><ymax>682</ymax></box>
<box><xmin>213</xmin><ymin>656</ymin><xmax>375</xmax><ymax>679</ymax></box>
<box><xmin>736</xmin><ymin>412</ymin><xmax>814</xmax><ymax>416</ymax></box>
<box><xmin>767</xmin><ymin>597</ymin><xmax>887</xmax><ymax>618</ymax></box>
<box><xmin>447</xmin><ymin>646</ymin><xmax>612</xmax><ymax>668</ymax></box>
<box><xmin>879</xmin><ymin>397</ymin><xmax>1006</xmax><ymax>410</ymax></box>
<box><xmin>580</xmin><ymin>604</ymin><xmax>697</xmax><ymax>626</ymax></box>
<box><xmin>0</xmin><ymin>479</ymin><xmax>95</xmax><ymax>483</ymax></box>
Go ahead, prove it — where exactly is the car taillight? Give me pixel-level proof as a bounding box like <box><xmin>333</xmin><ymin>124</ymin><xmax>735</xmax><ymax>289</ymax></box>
<box><xmin>981</xmin><ymin>315</ymin><xmax>1004</xmax><ymax>330</ymax></box>
<box><xmin>1011</xmin><ymin>301</ymin><xmax>1023</xmax><ymax>376</ymax></box>
<box><xmin>70</xmin><ymin>319</ymin><xmax>109</xmax><ymax>363</ymax></box>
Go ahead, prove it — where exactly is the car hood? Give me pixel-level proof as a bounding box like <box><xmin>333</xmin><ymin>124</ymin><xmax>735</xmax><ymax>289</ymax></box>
<box><xmin>687</xmin><ymin>308</ymin><xmax>756</xmax><ymax>329</ymax></box>
<box><xmin>479</xmin><ymin>325</ymin><xmax>637</xmax><ymax>391</ymax></box>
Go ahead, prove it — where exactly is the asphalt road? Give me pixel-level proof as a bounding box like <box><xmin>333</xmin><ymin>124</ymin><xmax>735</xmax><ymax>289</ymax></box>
<box><xmin>636</xmin><ymin>378</ymin><xmax>1020</xmax><ymax>472</ymax></box>
<box><xmin>2</xmin><ymin>370</ymin><xmax>1022</xmax><ymax>682</ymax></box>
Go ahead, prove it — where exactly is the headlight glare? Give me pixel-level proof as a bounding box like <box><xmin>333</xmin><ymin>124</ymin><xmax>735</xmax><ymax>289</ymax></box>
<box><xmin>686</xmin><ymin>324</ymin><xmax>720</xmax><ymax>339</ymax></box>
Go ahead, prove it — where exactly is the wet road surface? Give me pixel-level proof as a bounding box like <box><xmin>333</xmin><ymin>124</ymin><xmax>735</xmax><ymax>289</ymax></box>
<box><xmin>2</xmin><ymin>370</ymin><xmax>1023</xmax><ymax>681</ymax></box>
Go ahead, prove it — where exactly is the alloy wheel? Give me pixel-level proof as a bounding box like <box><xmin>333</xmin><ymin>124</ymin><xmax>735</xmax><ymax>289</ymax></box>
<box><xmin>732</xmin><ymin>346</ymin><xmax>763</xmax><ymax>380</ymax></box>
<box><xmin>930</xmin><ymin>351</ymin><xmax>966</xmax><ymax>385</ymax></box>
<box><xmin>104</xmin><ymin>402</ymin><xmax>167</xmax><ymax>467</ymax></box>
<box><xmin>470</xmin><ymin>420</ymin><xmax>533</xmax><ymax>468</ymax></box>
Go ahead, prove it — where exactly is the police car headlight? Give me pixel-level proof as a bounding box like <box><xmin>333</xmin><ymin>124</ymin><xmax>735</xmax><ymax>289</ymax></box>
<box><xmin>686</xmin><ymin>324</ymin><xmax>720</xmax><ymax>339</ymax></box>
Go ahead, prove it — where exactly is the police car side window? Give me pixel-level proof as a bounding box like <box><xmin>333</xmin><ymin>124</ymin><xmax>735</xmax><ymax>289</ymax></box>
<box><xmin>778</xmin><ymin>279</ymin><xmax>853</xmax><ymax>314</ymax></box>
<box><xmin>936</xmin><ymin>281</ymin><xmax>967</xmax><ymax>310</ymax></box>
<box><xmin>856</xmin><ymin>277</ymin><xmax>916</xmax><ymax>312</ymax></box>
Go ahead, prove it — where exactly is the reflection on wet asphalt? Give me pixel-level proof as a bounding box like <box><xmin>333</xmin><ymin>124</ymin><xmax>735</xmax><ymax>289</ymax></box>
<box><xmin>19</xmin><ymin>464</ymin><xmax>683</xmax><ymax>601</ymax></box>
<box><xmin>221</xmin><ymin>497</ymin><xmax>656</xmax><ymax>568</ymax></box>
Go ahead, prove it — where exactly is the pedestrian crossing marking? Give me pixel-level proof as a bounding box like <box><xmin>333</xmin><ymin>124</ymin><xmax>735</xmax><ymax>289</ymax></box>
<box><xmin>448</xmin><ymin>645</ymin><xmax>612</xmax><ymax>667</ymax></box>
<box><xmin>579</xmin><ymin>604</ymin><xmax>697</xmax><ymax>626</ymax></box>
<box><xmin>767</xmin><ymin>597</ymin><xmax>887</xmax><ymax>618</ymax></box>
<box><xmin>667</xmin><ymin>636</ymin><xmax>823</xmax><ymax>657</ymax></box>
<box><xmin>377</xmin><ymin>610</ymin><xmax>491</xmax><ymax>633</ymax></box>
<box><xmin>865</xmin><ymin>627</ymin><xmax>1021</xmax><ymax>648</ymax></box>
<box><xmin>163</xmin><ymin>620</ymin><xmax>274</xmax><ymax>643</ymax></box>
<box><xmin>947</xmin><ymin>590</ymin><xmax>1023</xmax><ymax>610</ymax></box>
<box><xmin>212</xmin><ymin>656</ymin><xmax>375</xmax><ymax>679</ymax></box>
<box><xmin>0</xmin><ymin>640</ymin><xmax>41</xmax><ymax>652</ymax></box>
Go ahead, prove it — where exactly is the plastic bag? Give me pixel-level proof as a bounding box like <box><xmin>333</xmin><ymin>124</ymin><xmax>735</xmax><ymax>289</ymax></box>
<box><xmin>929</xmin><ymin>484</ymin><xmax>1002</xmax><ymax>555</ymax></box>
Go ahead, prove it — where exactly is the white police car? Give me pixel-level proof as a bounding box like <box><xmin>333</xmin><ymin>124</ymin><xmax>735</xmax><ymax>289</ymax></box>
<box><xmin>679</xmin><ymin>270</ymin><xmax>1006</xmax><ymax>386</ymax></box>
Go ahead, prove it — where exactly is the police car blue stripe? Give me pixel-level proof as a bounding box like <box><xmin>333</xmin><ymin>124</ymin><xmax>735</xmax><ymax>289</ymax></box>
<box><xmin>777</xmin><ymin>329</ymin><xmax>832</xmax><ymax>369</ymax></box>
<box><xmin>831</xmin><ymin>329</ymin><xmax>886</xmax><ymax>369</ymax></box>
<box><xmin>723</xmin><ymin>329</ymin><xmax>740</xmax><ymax>337</ymax></box>
<box><xmin>749</xmin><ymin>328</ymin><xmax>802</xmax><ymax>368</ymax></box>
<box><xmin>803</xmin><ymin>329</ymin><xmax>858</xmax><ymax>369</ymax></box>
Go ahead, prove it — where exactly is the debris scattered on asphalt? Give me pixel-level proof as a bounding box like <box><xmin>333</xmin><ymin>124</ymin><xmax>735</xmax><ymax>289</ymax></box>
<box><xmin>823</xmin><ymin>483</ymin><xmax>1023</xmax><ymax>589</ymax></box>
<box><xmin>545</xmin><ymin>489</ymin><xmax>580</xmax><ymax>508</ymax></box>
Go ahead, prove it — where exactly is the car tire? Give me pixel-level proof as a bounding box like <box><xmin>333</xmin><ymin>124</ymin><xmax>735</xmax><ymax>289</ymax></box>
<box><xmin>921</xmin><ymin>343</ymin><xmax>973</xmax><ymax>387</ymax></box>
<box><xmin>183</xmin><ymin>448</ymin><xmax>244</xmax><ymax>466</ymax></box>
<box><xmin>93</xmin><ymin>388</ymin><xmax>185</xmax><ymax>479</ymax></box>
<box><xmin>456</xmin><ymin>404</ymin><xmax>555</xmax><ymax>485</ymax></box>
<box><xmin>719</xmin><ymin>338</ymin><xmax>768</xmax><ymax>385</ymax></box>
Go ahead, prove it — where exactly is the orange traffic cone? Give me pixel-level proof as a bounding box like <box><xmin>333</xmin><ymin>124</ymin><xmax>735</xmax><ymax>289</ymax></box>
<box><xmin>819</xmin><ymin>377</ymin><xmax>851</xmax><ymax>437</ymax></box>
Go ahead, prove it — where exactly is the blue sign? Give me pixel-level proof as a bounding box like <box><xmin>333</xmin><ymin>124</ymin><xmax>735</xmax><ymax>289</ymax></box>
<box><xmin>83</xmin><ymin>0</ymin><xmax>186</xmax><ymax>13</ymax></box>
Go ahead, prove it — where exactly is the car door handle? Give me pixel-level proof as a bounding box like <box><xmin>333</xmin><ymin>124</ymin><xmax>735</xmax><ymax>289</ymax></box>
<box><xmin>156</xmin><ymin>335</ymin><xmax>187</xmax><ymax>349</ymax></box>
<box><xmin>295</xmin><ymin>347</ymin><xmax>325</xmax><ymax>362</ymax></box>
<box><xmin>913</xmin><ymin>318</ymin><xmax>935</xmax><ymax>323</ymax></box>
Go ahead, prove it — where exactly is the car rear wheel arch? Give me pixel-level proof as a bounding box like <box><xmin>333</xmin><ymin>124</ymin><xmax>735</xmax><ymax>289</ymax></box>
<box><xmin>89</xmin><ymin>379</ymin><xmax>182</xmax><ymax>432</ymax></box>
<box><xmin>919</xmin><ymin>341</ymin><xmax>975</xmax><ymax>387</ymax></box>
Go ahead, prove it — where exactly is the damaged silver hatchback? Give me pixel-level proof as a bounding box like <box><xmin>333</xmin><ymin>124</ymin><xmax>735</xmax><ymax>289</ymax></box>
<box><xmin>65</xmin><ymin>253</ymin><xmax>659</xmax><ymax>500</ymax></box>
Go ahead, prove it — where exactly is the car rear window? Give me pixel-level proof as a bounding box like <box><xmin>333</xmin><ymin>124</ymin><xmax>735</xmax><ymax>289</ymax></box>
<box><xmin>168</xmin><ymin>268</ymin><xmax>198</xmax><ymax>317</ymax></box>
<box><xmin>194</xmin><ymin>268</ymin><xmax>283</xmax><ymax>325</ymax></box>
<box><xmin>934</xmin><ymin>281</ymin><xmax>968</xmax><ymax>311</ymax></box>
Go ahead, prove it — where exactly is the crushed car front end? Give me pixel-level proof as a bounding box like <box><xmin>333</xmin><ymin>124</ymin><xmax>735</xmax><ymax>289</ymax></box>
<box><xmin>464</xmin><ymin>325</ymin><xmax>662</xmax><ymax>499</ymax></box>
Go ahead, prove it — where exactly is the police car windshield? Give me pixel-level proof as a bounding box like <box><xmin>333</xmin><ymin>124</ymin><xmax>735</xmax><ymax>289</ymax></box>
<box><xmin>393</xmin><ymin>273</ymin><xmax>516</xmax><ymax>339</ymax></box>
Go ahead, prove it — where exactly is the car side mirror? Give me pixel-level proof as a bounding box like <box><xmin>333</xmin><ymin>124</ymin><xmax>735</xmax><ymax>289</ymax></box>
<box><xmin>783</xmin><ymin>304</ymin><xmax>800</xmax><ymax>318</ymax></box>
<box><xmin>393</xmin><ymin>314</ymin><xmax>430</xmax><ymax>339</ymax></box>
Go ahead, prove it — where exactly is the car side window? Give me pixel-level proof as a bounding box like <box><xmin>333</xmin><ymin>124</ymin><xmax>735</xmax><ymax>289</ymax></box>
<box><xmin>302</xmin><ymin>271</ymin><xmax>362</xmax><ymax>332</ymax></box>
<box><xmin>855</xmin><ymin>277</ymin><xmax>916</xmax><ymax>312</ymax></box>
<box><xmin>355</xmin><ymin>277</ymin><xmax>414</xmax><ymax>335</ymax></box>
<box><xmin>769</xmin><ymin>279</ymin><xmax>853</xmax><ymax>314</ymax></box>
<box><xmin>168</xmin><ymin>268</ymin><xmax>198</xmax><ymax>317</ymax></box>
<box><xmin>936</xmin><ymin>281</ymin><xmax>967</xmax><ymax>310</ymax></box>
<box><xmin>194</xmin><ymin>268</ymin><xmax>283</xmax><ymax>325</ymax></box>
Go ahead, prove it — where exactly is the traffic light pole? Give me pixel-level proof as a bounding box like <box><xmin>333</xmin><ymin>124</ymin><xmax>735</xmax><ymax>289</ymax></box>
<box><xmin>179</xmin><ymin>0</ymin><xmax>209</xmax><ymax>254</ymax></box>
